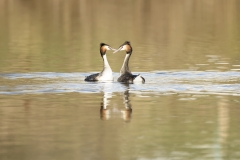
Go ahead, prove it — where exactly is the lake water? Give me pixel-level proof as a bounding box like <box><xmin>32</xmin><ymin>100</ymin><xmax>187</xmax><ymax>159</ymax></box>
<box><xmin>0</xmin><ymin>0</ymin><xmax>240</xmax><ymax>159</ymax></box>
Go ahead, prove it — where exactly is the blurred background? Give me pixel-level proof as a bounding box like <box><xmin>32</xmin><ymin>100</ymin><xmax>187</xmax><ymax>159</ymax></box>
<box><xmin>0</xmin><ymin>1</ymin><xmax>240</xmax><ymax>160</ymax></box>
<box><xmin>0</xmin><ymin>0</ymin><xmax>240</xmax><ymax>73</ymax></box>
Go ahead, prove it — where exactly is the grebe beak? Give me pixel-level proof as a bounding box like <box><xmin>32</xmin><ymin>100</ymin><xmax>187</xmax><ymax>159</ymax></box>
<box><xmin>106</xmin><ymin>46</ymin><xmax>116</xmax><ymax>51</ymax></box>
<box><xmin>113</xmin><ymin>46</ymin><xmax>124</xmax><ymax>54</ymax></box>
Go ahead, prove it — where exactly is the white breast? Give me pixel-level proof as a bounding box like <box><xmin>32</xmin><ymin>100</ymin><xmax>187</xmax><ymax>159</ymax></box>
<box><xmin>133</xmin><ymin>74</ymin><xmax>143</xmax><ymax>83</ymax></box>
<box><xmin>98</xmin><ymin>67</ymin><xmax>113</xmax><ymax>81</ymax></box>
<box><xmin>98</xmin><ymin>54</ymin><xmax>113</xmax><ymax>81</ymax></box>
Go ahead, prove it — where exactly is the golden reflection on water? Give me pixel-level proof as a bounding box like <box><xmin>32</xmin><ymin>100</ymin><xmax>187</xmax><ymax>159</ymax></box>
<box><xmin>0</xmin><ymin>0</ymin><xmax>240</xmax><ymax>159</ymax></box>
<box><xmin>217</xmin><ymin>97</ymin><xmax>229</xmax><ymax>158</ymax></box>
<box><xmin>0</xmin><ymin>0</ymin><xmax>240</xmax><ymax>72</ymax></box>
<box><xmin>0</xmin><ymin>91</ymin><xmax>240</xmax><ymax>159</ymax></box>
<box><xmin>100</xmin><ymin>85</ymin><xmax>132</xmax><ymax>121</ymax></box>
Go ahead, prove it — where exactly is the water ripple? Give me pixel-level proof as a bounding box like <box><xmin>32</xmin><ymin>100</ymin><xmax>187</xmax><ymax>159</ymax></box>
<box><xmin>0</xmin><ymin>71</ymin><xmax>240</xmax><ymax>96</ymax></box>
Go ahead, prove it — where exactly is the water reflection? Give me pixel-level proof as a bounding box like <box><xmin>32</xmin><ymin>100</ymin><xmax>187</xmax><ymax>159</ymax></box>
<box><xmin>0</xmin><ymin>1</ymin><xmax>240</xmax><ymax>159</ymax></box>
<box><xmin>100</xmin><ymin>83</ymin><xmax>132</xmax><ymax>121</ymax></box>
<box><xmin>100</xmin><ymin>90</ymin><xmax>112</xmax><ymax>120</ymax></box>
<box><xmin>1</xmin><ymin>0</ymin><xmax>240</xmax><ymax>73</ymax></box>
<box><xmin>218</xmin><ymin>97</ymin><xmax>229</xmax><ymax>145</ymax></box>
<box><xmin>121</xmin><ymin>84</ymin><xmax>132</xmax><ymax>121</ymax></box>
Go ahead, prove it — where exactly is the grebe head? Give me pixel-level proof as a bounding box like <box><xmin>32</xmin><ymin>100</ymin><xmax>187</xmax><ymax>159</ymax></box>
<box><xmin>100</xmin><ymin>43</ymin><xmax>115</xmax><ymax>56</ymax></box>
<box><xmin>113</xmin><ymin>41</ymin><xmax>132</xmax><ymax>54</ymax></box>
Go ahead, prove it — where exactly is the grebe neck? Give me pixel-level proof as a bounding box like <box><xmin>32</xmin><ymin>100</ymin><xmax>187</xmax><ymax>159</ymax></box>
<box><xmin>102</xmin><ymin>54</ymin><xmax>111</xmax><ymax>69</ymax></box>
<box><xmin>120</xmin><ymin>54</ymin><xmax>131</xmax><ymax>75</ymax></box>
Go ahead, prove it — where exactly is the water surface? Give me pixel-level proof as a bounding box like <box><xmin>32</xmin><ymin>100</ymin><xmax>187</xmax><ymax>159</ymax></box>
<box><xmin>0</xmin><ymin>0</ymin><xmax>240</xmax><ymax>159</ymax></box>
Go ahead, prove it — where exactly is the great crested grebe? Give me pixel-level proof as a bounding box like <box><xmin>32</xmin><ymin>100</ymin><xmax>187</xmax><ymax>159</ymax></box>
<box><xmin>85</xmin><ymin>43</ymin><xmax>115</xmax><ymax>81</ymax></box>
<box><xmin>113</xmin><ymin>41</ymin><xmax>145</xmax><ymax>83</ymax></box>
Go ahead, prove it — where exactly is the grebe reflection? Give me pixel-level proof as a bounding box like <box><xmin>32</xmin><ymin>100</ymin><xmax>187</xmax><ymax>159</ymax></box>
<box><xmin>100</xmin><ymin>84</ymin><xmax>132</xmax><ymax>121</ymax></box>
<box><xmin>120</xmin><ymin>84</ymin><xmax>132</xmax><ymax>121</ymax></box>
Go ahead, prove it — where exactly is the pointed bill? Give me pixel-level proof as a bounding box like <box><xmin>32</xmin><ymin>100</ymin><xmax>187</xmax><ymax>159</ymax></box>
<box><xmin>109</xmin><ymin>47</ymin><xmax>117</xmax><ymax>51</ymax></box>
<box><xmin>106</xmin><ymin>46</ymin><xmax>116</xmax><ymax>51</ymax></box>
<box><xmin>113</xmin><ymin>46</ymin><xmax>123</xmax><ymax>54</ymax></box>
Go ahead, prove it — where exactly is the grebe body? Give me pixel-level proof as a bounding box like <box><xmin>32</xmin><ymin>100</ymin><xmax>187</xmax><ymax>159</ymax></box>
<box><xmin>85</xmin><ymin>43</ymin><xmax>114</xmax><ymax>81</ymax></box>
<box><xmin>113</xmin><ymin>41</ymin><xmax>145</xmax><ymax>83</ymax></box>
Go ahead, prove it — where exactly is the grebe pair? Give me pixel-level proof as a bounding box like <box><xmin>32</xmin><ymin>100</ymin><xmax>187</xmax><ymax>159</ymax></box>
<box><xmin>84</xmin><ymin>41</ymin><xmax>145</xmax><ymax>83</ymax></box>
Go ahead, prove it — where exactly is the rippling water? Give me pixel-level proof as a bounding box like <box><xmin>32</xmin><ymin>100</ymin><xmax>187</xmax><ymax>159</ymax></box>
<box><xmin>0</xmin><ymin>0</ymin><xmax>240</xmax><ymax>160</ymax></box>
<box><xmin>0</xmin><ymin>71</ymin><xmax>240</xmax><ymax>96</ymax></box>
